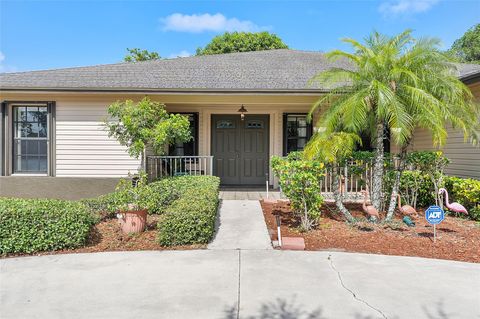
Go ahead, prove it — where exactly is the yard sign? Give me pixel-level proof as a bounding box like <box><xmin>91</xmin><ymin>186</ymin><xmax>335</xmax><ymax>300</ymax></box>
<box><xmin>425</xmin><ymin>205</ymin><xmax>445</xmax><ymax>242</ymax></box>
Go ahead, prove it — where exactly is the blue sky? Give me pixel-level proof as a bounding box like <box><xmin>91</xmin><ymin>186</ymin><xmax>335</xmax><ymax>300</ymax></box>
<box><xmin>0</xmin><ymin>0</ymin><xmax>479</xmax><ymax>72</ymax></box>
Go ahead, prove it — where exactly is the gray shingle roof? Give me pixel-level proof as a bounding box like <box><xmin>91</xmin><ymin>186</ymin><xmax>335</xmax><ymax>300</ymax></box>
<box><xmin>1</xmin><ymin>49</ymin><xmax>479</xmax><ymax>92</ymax></box>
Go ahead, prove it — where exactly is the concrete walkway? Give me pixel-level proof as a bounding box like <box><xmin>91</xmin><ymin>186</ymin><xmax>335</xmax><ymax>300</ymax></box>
<box><xmin>1</xmin><ymin>251</ymin><xmax>479</xmax><ymax>319</ymax></box>
<box><xmin>208</xmin><ymin>200</ymin><xmax>272</xmax><ymax>250</ymax></box>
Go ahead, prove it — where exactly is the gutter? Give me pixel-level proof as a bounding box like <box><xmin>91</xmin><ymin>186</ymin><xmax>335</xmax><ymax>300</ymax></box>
<box><xmin>460</xmin><ymin>72</ymin><xmax>480</xmax><ymax>85</ymax></box>
<box><xmin>0</xmin><ymin>87</ymin><xmax>334</xmax><ymax>95</ymax></box>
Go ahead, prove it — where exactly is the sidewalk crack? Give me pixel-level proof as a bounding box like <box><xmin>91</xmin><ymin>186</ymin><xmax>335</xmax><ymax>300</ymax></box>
<box><xmin>328</xmin><ymin>254</ymin><xmax>388</xmax><ymax>319</ymax></box>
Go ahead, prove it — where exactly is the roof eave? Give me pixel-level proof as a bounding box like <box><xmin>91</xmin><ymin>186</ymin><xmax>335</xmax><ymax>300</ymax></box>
<box><xmin>460</xmin><ymin>72</ymin><xmax>480</xmax><ymax>85</ymax></box>
<box><xmin>0</xmin><ymin>87</ymin><xmax>331</xmax><ymax>95</ymax></box>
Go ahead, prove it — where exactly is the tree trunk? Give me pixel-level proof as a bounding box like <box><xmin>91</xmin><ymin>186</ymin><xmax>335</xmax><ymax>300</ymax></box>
<box><xmin>371</xmin><ymin>122</ymin><xmax>385</xmax><ymax>211</ymax></box>
<box><xmin>385</xmin><ymin>145</ymin><xmax>407</xmax><ymax>220</ymax></box>
<box><xmin>332</xmin><ymin>165</ymin><xmax>356</xmax><ymax>223</ymax></box>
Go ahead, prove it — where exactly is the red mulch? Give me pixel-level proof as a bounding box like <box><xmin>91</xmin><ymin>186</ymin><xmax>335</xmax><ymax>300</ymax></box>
<box><xmin>4</xmin><ymin>215</ymin><xmax>203</xmax><ymax>258</ymax></box>
<box><xmin>261</xmin><ymin>200</ymin><xmax>480</xmax><ymax>263</ymax></box>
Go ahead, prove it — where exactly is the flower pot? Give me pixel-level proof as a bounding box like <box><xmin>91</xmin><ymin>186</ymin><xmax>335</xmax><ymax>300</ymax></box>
<box><xmin>118</xmin><ymin>209</ymin><xmax>147</xmax><ymax>234</ymax></box>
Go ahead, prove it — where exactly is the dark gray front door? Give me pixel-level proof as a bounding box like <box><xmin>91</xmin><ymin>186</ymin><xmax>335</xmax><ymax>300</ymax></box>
<box><xmin>211</xmin><ymin>114</ymin><xmax>269</xmax><ymax>185</ymax></box>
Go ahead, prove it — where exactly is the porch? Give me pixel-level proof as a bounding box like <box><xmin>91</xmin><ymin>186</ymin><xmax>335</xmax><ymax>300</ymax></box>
<box><xmin>147</xmin><ymin>155</ymin><xmax>373</xmax><ymax>203</ymax></box>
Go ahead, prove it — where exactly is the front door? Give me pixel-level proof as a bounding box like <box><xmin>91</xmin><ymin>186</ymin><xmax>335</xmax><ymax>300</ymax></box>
<box><xmin>211</xmin><ymin>114</ymin><xmax>269</xmax><ymax>185</ymax></box>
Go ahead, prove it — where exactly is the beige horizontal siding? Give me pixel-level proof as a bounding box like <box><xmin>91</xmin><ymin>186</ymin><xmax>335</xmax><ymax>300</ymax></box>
<box><xmin>406</xmin><ymin>82</ymin><xmax>480</xmax><ymax>180</ymax></box>
<box><xmin>55</xmin><ymin>101</ymin><xmax>140</xmax><ymax>177</ymax></box>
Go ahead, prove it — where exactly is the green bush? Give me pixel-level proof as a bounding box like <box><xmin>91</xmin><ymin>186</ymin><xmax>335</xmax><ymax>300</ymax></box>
<box><xmin>0</xmin><ymin>198</ymin><xmax>94</xmax><ymax>254</ymax></box>
<box><xmin>394</xmin><ymin>171</ymin><xmax>435</xmax><ymax>208</ymax></box>
<box><xmin>81</xmin><ymin>191</ymin><xmax>124</xmax><ymax>220</ymax></box>
<box><xmin>157</xmin><ymin>175</ymin><xmax>220</xmax><ymax>246</ymax></box>
<box><xmin>81</xmin><ymin>174</ymin><xmax>181</xmax><ymax>217</ymax></box>
<box><xmin>271</xmin><ymin>152</ymin><xmax>325</xmax><ymax>231</ymax></box>
<box><xmin>444</xmin><ymin>176</ymin><xmax>480</xmax><ymax>220</ymax></box>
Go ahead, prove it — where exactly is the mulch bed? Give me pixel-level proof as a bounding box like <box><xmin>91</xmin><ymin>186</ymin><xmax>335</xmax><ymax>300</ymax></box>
<box><xmin>4</xmin><ymin>215</ymin><xmax>203</xmax><ymax>258</ymax></box>
<box><xmin>261</xmin><ymin>200</ymin><xmax>480</xmax><ymax>263</ymax></box>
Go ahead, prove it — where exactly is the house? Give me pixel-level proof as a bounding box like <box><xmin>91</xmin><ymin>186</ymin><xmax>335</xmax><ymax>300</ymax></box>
<box><xmin>1</xmin><ymin>49</ymin><xmax>479</xmax><ymax>199</ymax></box>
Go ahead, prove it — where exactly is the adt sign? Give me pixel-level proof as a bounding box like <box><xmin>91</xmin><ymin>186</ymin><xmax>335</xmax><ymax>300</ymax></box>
<box><xmin>425</xmin><ymin>205</ymin><xmax>445</xmax><ymax>225</ymax></box>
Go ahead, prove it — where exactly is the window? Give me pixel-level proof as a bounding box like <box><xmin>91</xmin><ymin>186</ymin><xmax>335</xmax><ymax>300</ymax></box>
<box><xmin>283</xmin><ymin>113</ymin><xmax>312</xmax><ymax>155</ymax></box>
<box><xmin>0</xmin><ymin>102</ymin><xmax>54</xmax><ymax>176</ymax></box>
<box><xmin>169</xmin><ymin>113</ymin><xmax>198</xmax><ymax>156</ymax></box>
<box><xmin>13</xmin><ymin>106</ymin><xmax>49</xmax><ymax>173</ymax></box>
<box><xmin>246</xmin><ymin>120</ymin><xmax>264</xmax><ymax>129</ymax></box>
<box><xmin>216</xmin><ymin>120</ymin><xmax>235</xmax><ymax>129</ymax></box>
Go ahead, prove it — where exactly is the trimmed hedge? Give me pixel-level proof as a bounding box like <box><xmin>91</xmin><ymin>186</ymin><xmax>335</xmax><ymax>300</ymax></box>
<box><xmin>157</xmin><ymin>175</ymin><xmax>220</xmax><ymax>246</ymax></box>
<box><xmin>444</xmin><ymin>176</ymin><xmax>480</xmax><ymax>221</ymax></box>
<box><xmin>0</xmin><ymin>198</ymin><xmax>94</xmax><ymax>254</ymax></box>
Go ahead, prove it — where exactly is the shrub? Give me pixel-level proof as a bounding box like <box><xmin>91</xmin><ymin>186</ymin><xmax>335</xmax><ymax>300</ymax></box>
<box><xmin>405</xmin><ymin>151</ymin><xmax>450</xmax><ymax>206</ymax></box>
<box><xmin>0</xmin><ymin>198</ymin><xmax>94</xmax><ymax>254</ymax></box>
<box><xmin>81</xmin><ymin>191</ymin><xmax>124</xmax><ymax>220</ymax></box>
<box><xmin>81</xmin><ymin>173</ymin><xmax>181</xmax><ymax>217</ymax></box>
<box><xmin>271</xmin><ymin>152</ymin><xmax>325</xmax><ymax>231</ymax></box>
<box><xmin>444</xmin><ymin>176</ymin><xmax>480</xmax><ymax>221</ymax></box>
<box><xmin>385</xmin><ymin>171</ymin><xmax>435</xmax><ymax>209</ymax></box>
<box><xmin>157</xmin><ymin>175</ymin><xmax>220</xmax><ymax>246</ymax></box>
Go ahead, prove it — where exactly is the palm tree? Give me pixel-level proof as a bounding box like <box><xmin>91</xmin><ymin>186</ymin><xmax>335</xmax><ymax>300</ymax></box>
<box><xmin>309</xmin><ymin>30</ymin><xmax>479</xmax><ymax>220</ymax></box>
<box><xmin>304</xmin><ymin>132</ymin><xmax>361</xmax><ymax>223</ymax></box>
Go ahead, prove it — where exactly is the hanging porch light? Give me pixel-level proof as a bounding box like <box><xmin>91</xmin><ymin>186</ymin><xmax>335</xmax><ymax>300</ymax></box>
<box><xmin>237</xmin><ymin>104</ymin><xmax>248</xmax><ymax>120</ymax></box>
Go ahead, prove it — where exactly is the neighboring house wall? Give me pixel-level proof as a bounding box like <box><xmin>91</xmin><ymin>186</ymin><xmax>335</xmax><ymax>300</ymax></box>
<box><xmin>392</xmin><ymin>82</ymin><xmax>480</xmax><ymax>179</ymax></box>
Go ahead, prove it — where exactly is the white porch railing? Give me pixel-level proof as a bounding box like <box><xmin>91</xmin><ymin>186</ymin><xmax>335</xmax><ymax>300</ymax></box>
<box><xmin>320</xmin><ymin>161</ymin><xmax>373</xmax><ymax>202</ymax></box>
<box><xmin>146</xmin><ymin>156</ymin><xmax>214</xmax><ymax>181</ymax></box>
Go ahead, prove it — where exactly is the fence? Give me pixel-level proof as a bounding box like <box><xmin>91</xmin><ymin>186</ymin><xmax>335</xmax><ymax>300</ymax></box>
<box><xmin>320</xmin><ymin>161</ymin><xmax>374</xmax><ymax>201</ymax></box>
<box><xmin>146</xmin><ymin>156</ymin><xmax>214</xmax><ymax>181</ymax></box>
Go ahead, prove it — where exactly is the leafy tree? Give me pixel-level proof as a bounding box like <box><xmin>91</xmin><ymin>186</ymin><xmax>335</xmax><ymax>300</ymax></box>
<box><xmin>309</xmin><ymin>30</ymin><xmax>479</xmax><ymax>221</ymax></box>
<box><xmin>196</xmin><ymin>31</ymin><xmax>288</xmax><ymax>55</ymax></box>
<box><xmin>449</xmin><ymin>24</ymin><xmax>480</xmax><ymax>63</ymax></box>
<box><xmin>104</xmin><ymin>97</ymin><xmax>191</xmax><ymax>168</ymax></box>
<box><xmin>124</xmin><ymin>48</ymin><xmax>160</xmax><ymax>62</ymax></box>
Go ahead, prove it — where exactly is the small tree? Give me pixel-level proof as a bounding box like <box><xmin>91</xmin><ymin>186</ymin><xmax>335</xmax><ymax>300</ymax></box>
<box><xmin>124</xmin><ymin>48</ymin><xmax>160</xmax><ymax>62</ymax></box>
<box><xmin>104</xmin><ymin>97</ymin><xmax>191</xmax><ymax>168</ymax></box>
<box><xmin>271</xmin><ymin>152</ymin><xmax>324</xmax><ymax>231</ymax></box>
<box><xmin>196</xmin><ymin>31</ymin><xmax>288</xmax><ymax>55</ymax></box>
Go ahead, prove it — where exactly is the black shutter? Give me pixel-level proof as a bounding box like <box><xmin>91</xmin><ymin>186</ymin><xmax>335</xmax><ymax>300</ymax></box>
<box><xmin>192</xmin><ymin>112</ymin><xmax>199</xmax><ymax>156</ymax></box>
<box><xmin>282</xmin><ymin>113</ymin><xmax>287</xmax><ymax>156</ymax></box>
<box><xmin>306</xmin><ymin>119</ymin><xmax>313</xmax><ymax>141</ymax></box>
<box><xmin>0</xmin><ymin>101</ymin><xmax>5</xmax><ymax>176</ymax></box>
<box><xmin>48</xmin><ymin>102</ymin><xmax>56</xmax><ymax>176</ymax></box>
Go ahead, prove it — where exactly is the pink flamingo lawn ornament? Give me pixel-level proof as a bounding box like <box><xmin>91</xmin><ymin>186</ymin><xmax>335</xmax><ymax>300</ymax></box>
<box><xmin>397</xmin><ymin>194</ymin><xmax>418</xmax><ymax>219</ymax></box>
<box><xmin>438</xmin><ymin>188</ymin><xmax>468</xmax><ymax>215</ymax></box>
<box><xmin>361</xmin><ymin>190</ymin><xmax>380</xmax><ymax>221</ymax></box>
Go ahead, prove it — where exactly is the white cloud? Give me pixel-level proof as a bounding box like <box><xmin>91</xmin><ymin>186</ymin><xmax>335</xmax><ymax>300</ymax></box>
<box><xmin>160</xmin><ymin>13</ymin><xmax>266</xmax><ymax>33</ymax></box>
<box><xmin>168</xmin><ymin>50</ymin><xmax>192</xmax><ymax>59</ymax></box>
<box><xmin>0</xmin><ymin>51</ymin><xmax>5</xmax><ymax>63</ymax></box>
<box><xmin>379</xmin><ymin>0</ymin><xmax>439</xmax><ymax>15</ymax></box>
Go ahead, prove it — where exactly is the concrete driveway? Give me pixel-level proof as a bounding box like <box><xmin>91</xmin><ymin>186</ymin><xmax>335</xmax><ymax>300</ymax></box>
<box><xmin>1</xmin><ymin>250</ymin><xmax>479</xmax><ymax>319</ymax></box>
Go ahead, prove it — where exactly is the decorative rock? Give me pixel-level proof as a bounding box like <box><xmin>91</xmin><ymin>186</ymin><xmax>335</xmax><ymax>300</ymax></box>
<box><xmin>281</xmin><ymin>237</ymin><xmax>305</xmax><ymax>250</ymax></box>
